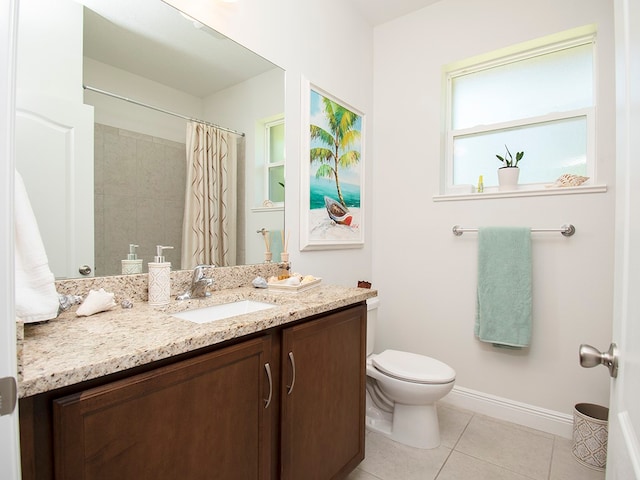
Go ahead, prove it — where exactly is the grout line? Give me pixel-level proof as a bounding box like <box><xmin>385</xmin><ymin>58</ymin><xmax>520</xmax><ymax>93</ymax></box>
<box><xmin>547</xmin><ymin>436</ymin><xmax>557</xmax><ymax>480</ymax></box>
<box><xmin>442</xmin><ymin>408</ymin><xmax>548</xmax><ymax>480</ymax></box>
<box><xmin>434</xmin><ymin>409</ymin><xmax>475</xmax><ymax>479</ymax></box>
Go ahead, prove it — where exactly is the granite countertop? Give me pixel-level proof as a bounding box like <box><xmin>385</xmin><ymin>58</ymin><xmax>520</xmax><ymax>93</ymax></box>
<box><xmin>20</xmin><ymin>284</ymin><xmax>377</xmax><ymax>398</ymax></box>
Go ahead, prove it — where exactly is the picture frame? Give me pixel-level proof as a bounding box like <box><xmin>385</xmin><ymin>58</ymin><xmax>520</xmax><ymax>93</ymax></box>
<box><xmin>299</xmin><ymin>77</ymin><xmax>365</xmax><ymax>250</ymax></box>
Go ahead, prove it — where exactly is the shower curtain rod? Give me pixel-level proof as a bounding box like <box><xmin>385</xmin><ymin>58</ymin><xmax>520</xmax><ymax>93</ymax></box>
<box><xmin>83</xmin><ymin>85</ymin><xmax>245</xmax><ymax>137</ymax></box>
<box><xmin>452</xmin><ymin>224</ymin><xmax>576</xmax><ymax>237</ymax></box>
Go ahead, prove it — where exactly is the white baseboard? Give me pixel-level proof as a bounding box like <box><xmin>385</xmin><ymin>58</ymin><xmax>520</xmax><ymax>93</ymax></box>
<box><xmin>439</xmin><ymin>385</ymin><xmax>574</xmax><ymax>439</ymax></box>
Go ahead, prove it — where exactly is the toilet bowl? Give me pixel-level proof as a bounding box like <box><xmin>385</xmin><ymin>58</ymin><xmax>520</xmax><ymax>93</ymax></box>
<box><xmin>365</xmin><ymin>298</ymin><xmax>456</xmax><ymax>449</ymax></box>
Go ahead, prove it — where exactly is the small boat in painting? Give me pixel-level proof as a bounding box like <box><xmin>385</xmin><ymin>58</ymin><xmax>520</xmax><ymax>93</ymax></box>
<box><xmin>324</xmin><ymin>196</ymin><xmax>353</xmax><ymax>226</ymax></box>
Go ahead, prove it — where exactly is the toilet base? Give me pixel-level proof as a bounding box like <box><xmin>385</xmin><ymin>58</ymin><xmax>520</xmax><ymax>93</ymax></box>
<box><xmin>365</xmin><ymin>395</ymin><xmax>393</xmax><ymax>434</ymax></box>
<box><xmin>392</xmin><ymin>403</ymin><xmax>441</xmax><ymax>449</ymax></box>
<box><xmin>366</xmin><ymin>393</ymin><xmax>442</xmax><ymax>449</ymax></box>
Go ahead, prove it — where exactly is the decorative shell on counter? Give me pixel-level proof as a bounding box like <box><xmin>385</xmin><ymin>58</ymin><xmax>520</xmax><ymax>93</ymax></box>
<box><xmin>548</xmin><ymin>173</ymin><xmax>590</xmax><ymax>188</ymax></box>
<box><xmin>76</xmin><ymin>288</ymin><xmax>117</xmax><ymax>316</ymax></box>
<box><xmin>252</xmin><ymin>276</ymin><xmax>268</xmax><ymax>289</ymax></box>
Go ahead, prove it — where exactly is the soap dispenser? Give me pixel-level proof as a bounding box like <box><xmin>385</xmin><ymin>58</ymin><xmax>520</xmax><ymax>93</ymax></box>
<box><xmin>121</xmin><ymin>244</ymin><xmax>143</xmax><ymax>275</ymax></box>
<box><xmin>148</xmin><ymin>245</ymin><xmax>173</xmax><ymax>306</ymax></box>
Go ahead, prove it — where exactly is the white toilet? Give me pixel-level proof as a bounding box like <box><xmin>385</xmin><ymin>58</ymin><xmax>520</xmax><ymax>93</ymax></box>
<box><xmin>365</xmin><ymin>297</ymin><xmax>456</xmax><ymax>449</ymax></box>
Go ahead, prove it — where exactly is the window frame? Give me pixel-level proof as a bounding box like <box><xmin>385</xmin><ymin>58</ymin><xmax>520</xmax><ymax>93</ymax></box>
<box><xmin>263</xmin><ymin>116</ymin><xmax>285</xmax><ymax>206</ymax></box>
<box><xmin>442</xmin><ymin>28</ymin><xmax>597</xmax><ymax>196</ymax></box>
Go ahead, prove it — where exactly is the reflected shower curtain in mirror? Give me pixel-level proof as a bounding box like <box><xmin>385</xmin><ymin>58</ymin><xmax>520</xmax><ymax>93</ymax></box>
<box><xmin>181</xmin><ymin>122</ymin><xmax>238</xmax><ymax>268</ymax></box>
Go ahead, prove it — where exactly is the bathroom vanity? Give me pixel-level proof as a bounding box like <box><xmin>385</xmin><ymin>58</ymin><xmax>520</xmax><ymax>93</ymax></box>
<box><xmin>18</xmin><ymin>281</ymin><xmax>375</xmax><ymax>480</ymax></box>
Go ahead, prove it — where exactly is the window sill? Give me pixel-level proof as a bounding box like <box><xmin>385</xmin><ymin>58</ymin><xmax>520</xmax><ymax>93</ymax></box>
<box><xmin>433</xmin><ymin>184</ymin><xmax>608</xmax><ymax>202</ymax></box>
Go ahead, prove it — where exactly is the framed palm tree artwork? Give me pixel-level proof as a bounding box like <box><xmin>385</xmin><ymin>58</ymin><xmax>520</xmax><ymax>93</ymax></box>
<box><xmin>300</xmin><ymin>78</ymin><xmax>365</xmax><ymax>250</ymax></box>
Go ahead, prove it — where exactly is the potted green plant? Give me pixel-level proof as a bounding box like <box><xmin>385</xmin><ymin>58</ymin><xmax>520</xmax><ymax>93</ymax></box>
<box><xmin>496</xmin><ymin>145</ymin><xmax>524</xmax><ymax>190</ymax></box>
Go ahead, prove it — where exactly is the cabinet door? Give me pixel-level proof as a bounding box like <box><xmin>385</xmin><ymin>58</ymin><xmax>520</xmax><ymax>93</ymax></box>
<box><xmin>281</xmin><ymin>305</ymin><xmax>366</xmax><ymax>480</ymax></box>
<box><xmin>53</xmin><ymin>336</ymin><xmax>273</xmax><ymax>480</ymax></box>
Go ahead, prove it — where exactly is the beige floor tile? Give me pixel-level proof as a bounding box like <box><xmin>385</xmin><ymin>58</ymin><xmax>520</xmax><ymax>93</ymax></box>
<box><xmin>359</xmin><ymin>431</ymin><xmax>450</xmax><ymax>480</ymax></box>
<box><xmin>437</xmin><ymin>404</ymin><xmax>473</xmax><ymax>449</ymax></box>
<box><xmin>549</xmin><ymin>436</ymin><xmax>606</xmax><ymax>480</ymax></box>
<box><xmin>356</xmin><ymin>410</ymin><xmax>609</xmax><ymax>480</ymax></box>
<box><xmin>436</xmin><ymin>451</ymin><xmax>537</xmax><ymax>480</ymax></box>
<box><xmin>346</xmin><ymin>467</ymin><xmax>383</xmax><ymax>480</ymax></box>
<box><xmin>455</xmin><ymin>415</ymin><xmax>554</xmax><ymax>480</ymax></box>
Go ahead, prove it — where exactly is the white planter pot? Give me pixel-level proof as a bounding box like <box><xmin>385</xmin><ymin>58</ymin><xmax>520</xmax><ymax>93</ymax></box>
<box><xmin>498</xmin><ymin>167</ymin><xmax>520</xmax><ymax>191</ymax></box>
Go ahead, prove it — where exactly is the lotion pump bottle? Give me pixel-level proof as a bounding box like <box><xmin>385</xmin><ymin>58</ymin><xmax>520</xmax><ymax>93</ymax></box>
<box><xmin>121</xmin><ymin>244</ymin><xmax>143</xmax><ymax>275</ymax></box>
<box><xmin>148</xmin><ymin>245</ymin><xmax>173</xmax><ymax>306</ymax></box>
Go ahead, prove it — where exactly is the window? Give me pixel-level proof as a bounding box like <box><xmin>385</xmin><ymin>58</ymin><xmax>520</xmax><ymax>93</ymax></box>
<box><xmin>265</xmin><ymin>117</ymin><xmax>285</xmax><ymax>204</ymax></box>
<box><xmin>443</xmin><ymin>26</ymin><xmax>596</xmax><ymax>193</ymax></box>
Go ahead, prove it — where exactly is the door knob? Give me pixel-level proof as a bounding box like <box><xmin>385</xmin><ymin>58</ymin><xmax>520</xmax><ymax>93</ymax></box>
<box><xmin>579</xmin><ymin>343</ymin><xmax>618</xmax><ymax>378</ymax></box>
<box><xmin>78</xmin><ymin>264</ymin><xmax>92</xmax><ymax>276</ymax></box>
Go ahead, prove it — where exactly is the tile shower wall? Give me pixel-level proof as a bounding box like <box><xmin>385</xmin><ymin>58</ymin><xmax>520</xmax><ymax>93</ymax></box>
<box><xmin>94</xmin><ymin>124</ymin><xmax>186</xmax><ymax>276</ymax></box>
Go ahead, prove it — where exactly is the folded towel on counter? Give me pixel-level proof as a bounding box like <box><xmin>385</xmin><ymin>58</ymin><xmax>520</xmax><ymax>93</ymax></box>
<box><xmin>15</xmin><ymin>170</ymin><xmax>59</xmax><ymax>323</ymax></box>
<box><xmin>475</xmin><ymin>226</ymin><xmax>532</xmax><ymax>348</ymax></box>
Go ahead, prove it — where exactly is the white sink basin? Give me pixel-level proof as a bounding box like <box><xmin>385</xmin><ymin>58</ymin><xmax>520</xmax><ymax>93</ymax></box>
<box><xmin>172</xmin><ymin>300</ymin><xmax>276</xmax><ymax>324</ymax></box>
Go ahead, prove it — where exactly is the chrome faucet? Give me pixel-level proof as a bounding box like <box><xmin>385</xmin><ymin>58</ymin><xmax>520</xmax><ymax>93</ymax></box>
<box><xmin>177</xmin><ymin>264</ymin><xmax>214</xmax><ymax>300</ymax></box>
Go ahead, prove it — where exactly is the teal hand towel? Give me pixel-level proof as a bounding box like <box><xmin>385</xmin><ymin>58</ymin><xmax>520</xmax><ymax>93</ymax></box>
<box><xmin>475</xmin><ymin>226</ymin><xmax>532</xmax><ymax>348</ymax></box>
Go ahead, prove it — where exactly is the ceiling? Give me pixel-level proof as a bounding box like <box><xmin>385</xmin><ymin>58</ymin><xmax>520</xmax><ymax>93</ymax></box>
<box><xmin>348</xmin><ymin>0</ymin><xmax>443</xmax><ymax>26</ymax></box>
<box><xmin>81</xmin><ymin>0</ymin><xmax>442</xmax><ymax>99</ymax></box>
<box><xmin>82</xmin><ymin>0</ymin><xmax>278</xmax><ymax>98</ymax></box>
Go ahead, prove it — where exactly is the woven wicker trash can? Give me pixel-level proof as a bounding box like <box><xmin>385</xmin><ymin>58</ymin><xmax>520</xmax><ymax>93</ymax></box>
<box><xmin>572</xmin><ymin>403</ymin><xmax>609</xmax><ymax>471</ymax></box>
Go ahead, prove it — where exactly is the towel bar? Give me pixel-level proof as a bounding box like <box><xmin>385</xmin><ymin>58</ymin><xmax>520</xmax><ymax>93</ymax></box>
<box><xmin>452</xmin><ymin>224</ymin><xmax>575</xmax><ymax>237</ymax></box>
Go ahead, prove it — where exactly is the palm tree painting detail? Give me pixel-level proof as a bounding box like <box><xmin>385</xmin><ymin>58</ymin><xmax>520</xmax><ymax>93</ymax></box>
<box><xmin>309</xmin><ymin>89</ymin><xmax>362</xmax><ymax>228</ymax></box>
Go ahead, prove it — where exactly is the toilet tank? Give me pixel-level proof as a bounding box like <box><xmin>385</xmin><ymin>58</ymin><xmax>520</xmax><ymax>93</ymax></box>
<box><xmin>366</xmin><ymin>297</ymin><xmax>379</xmax><ymax>356</ymax></box>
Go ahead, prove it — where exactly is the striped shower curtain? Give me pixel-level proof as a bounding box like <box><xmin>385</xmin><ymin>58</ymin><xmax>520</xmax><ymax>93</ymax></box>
<box><xmin>181</xmin><ymin>121</ymin><xmax>238</xmax><ymax>269</ymax></box>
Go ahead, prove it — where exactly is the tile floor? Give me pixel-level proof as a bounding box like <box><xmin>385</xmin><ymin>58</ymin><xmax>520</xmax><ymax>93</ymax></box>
<box><xmin>347</xmin><ymin>404</ymin><xmax>606</xmax><ymax>480</ymax></box>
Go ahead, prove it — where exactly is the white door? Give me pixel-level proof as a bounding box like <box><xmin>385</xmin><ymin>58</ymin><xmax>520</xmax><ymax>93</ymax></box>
<box><xmin>607</xmin><ymin>0</ymin><xmax>640</xmax><ymax>477</ymax></box>
<box><xmin>15</xmin><ymin>94</ymin><xmax>95</xmax><ymax>279</ymax></box>
<box><xmin>14</xmin><ymin>0</ymin><xmax>94</xmax><ymax>280</ymax></box>
<box><xmin>0</xmin><ymin>0</ymin><xmax>22</xmax><ymax>478</ymax></box>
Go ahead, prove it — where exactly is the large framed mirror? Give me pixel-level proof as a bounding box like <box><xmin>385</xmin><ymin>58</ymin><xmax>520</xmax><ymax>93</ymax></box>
<box><xmin>15</xmin><ymin>0</ymin><xmax>285</xmax><ymax>279</ymax></box>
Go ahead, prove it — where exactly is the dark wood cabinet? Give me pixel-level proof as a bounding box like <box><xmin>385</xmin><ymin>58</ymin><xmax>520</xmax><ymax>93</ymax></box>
<box><xmin>53</xmin><ymin>336</ymin><xmax>273</xmax><ymax>480</ymax></box>
<box><xmin>280</xmin><ymin>306</ymin><xmax>366</xmax><ymax>480</ymax></box>
<box><xmin>20</xmin><ymin>303</ymin><xmax>366</xmax><ymax>480</ymax></box>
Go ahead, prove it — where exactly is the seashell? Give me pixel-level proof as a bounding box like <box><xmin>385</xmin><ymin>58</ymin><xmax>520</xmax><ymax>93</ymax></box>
<box><xmin>285</xmin><ymin>276</ymin><xmax>301</xmax><ymax>286</ymax></box>
<box><xmin>76</xmin><ymin>288</ymin><xmax>117</xmax><ymax>316</ymax></box>
<box><xmin>252</xmin><ymin>276</ymin><xmax>268</xmax><ymax>289</ymax></box>
<box><xmin>121</xmin><ymin>299</ymin><xmax>134</xmax><ymax>309</ymax></box>
<box><xmin>552</xmin><ymin>173</ymin><xmax>589</xmax><ymax>187</ymax></box>
<box><xmin>58</xmin><ymin>293</ymin><xmax>83</xmax><ymax>312</ymax></box>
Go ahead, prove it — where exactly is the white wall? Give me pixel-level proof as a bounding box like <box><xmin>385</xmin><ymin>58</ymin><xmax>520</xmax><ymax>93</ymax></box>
<box><xmin>372</xmin><ymin>0</ymin><xmax>615</xmax><ymax>422</ymax></box>
<box><xmin>16</xmin><ymin>0</ymin><xmax>82</xmax><ymax>102</ymax></box>
<box><xmin>165</xmin><ymin>0</ymin><xmax>375</xmax><ymax>288</ymax></box>
<box><xmin>84</xmin><ymin>58</ymin><xmax>202</xmax><ymax>143</ymax></box>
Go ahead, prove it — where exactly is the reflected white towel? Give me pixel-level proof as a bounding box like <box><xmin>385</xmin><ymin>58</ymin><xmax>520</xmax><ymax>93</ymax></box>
<box><xmin>15</xmin><ymin>170</ymin><xmax>59</xmax><ymax>323</ymax></box>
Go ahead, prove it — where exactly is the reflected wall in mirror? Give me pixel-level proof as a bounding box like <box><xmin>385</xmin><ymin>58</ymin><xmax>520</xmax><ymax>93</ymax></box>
<box><xmin>15</xmin><ymin>0</ymin><xmax>285</xmax><ymax>279</ymax></box>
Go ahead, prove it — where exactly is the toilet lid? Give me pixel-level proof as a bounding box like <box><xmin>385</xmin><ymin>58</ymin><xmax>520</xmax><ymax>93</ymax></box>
<box><xmin>372</xmin><ymin>350</ymin><xmax>456</xmax><ymax>384</ymax></box>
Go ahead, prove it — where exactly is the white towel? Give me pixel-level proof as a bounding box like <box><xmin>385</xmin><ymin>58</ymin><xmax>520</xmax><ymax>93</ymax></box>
<box><xmin>15</xmin><ymin>170</ymin><xmax>59</xmax><ymax>323</ymax></box>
